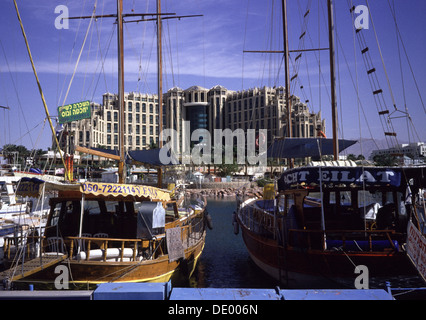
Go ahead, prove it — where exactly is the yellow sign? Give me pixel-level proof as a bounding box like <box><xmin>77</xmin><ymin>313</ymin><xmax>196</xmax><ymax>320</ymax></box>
<box><xmin>80</xmin><ymin>182</ymin><xmax>171</xmax><ymax>201</ymax></box>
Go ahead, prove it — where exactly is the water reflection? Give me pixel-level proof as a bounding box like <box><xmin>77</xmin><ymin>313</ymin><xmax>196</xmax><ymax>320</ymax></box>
<box><xmin>189</xmin><ymin>197</ymin><xmax>277</xmax><ymax>289</ymax></box>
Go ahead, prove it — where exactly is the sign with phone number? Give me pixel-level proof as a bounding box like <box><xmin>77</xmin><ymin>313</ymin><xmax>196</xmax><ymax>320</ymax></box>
<box><xmin>16</xmin><ymin>180</ymin><xmax>43</xmax><ymax>197</ymax></box>
<box><xmin>80</xmin><ymin>182</ymin><xmax>171</xmax><ymax>201</ymax></box>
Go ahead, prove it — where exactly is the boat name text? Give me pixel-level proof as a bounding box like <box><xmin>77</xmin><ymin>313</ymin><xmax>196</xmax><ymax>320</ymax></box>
<box><xmin>283</xmin><ymin>169</ymin><xmax>396</xmax><ymax>184</ymax></box>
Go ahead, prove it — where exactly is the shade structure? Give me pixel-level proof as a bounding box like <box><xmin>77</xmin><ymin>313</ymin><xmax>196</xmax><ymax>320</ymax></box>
<box><xmin>89</xmin><ymin>147</ymin><xmax>180</xmax><ymax>168</ymax></box>
<box><xmin>267</xmin><ymin>138</ymin><xmax>357</xmax><ymax>159</ymax></box>
<box><xmin>128</xmin><ymin>148</ymin><xmax>180</xmax><ymax>167</ymax></box>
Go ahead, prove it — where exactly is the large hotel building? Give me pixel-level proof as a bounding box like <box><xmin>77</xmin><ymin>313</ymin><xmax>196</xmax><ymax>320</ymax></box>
<box><xmin>67</xmin><ymin>85</ymin><xmax>325</xmax><ymax>158</ymax></box>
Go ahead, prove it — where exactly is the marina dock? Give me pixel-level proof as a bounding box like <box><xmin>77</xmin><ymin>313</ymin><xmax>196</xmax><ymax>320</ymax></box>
<box><xmin>0</xmin><ymin>282</ymin><xmax>396</xmax><ymax>300</ymax></box>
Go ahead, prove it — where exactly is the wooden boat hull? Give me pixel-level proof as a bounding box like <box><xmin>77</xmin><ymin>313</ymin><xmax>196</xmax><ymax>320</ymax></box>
<box><xmin>10</xmin><ymin>231</ymin><xmax>205</xmax><ymax>290</ymax></box>
<box><xmin>239</xmin><ymin>220</ymin><xmax>416</xmax><ymax>288</ymax></box>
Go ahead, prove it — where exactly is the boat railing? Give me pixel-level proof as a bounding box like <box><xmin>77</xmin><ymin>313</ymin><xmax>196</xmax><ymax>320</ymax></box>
<box><xmin>3</xmin><ymin>234</ymin><xmax>42</xmax><ymax>261</ymax></box>
<box><xmin>3</xmin><ymin>211</ymin><xmax>206</xmax><ymax>263</ymax></box>
<box><xmin>238</xmin><ymin>203</ymin><xmax>277</xmax><ymax>237</ymax></box>
<box><xmin>68</xmin><ymin>236</ymin><xmax>143</xmax><ymax>262</ymax></box>
<box><xmin>65</xmin><ymin>216</ymin><xmax>205</xmax><ymax>262</ymax></box>
<box><xmin>287</xmin><ymin>229</ymin><xmax>400</xmax><ymax>252</ymax></box>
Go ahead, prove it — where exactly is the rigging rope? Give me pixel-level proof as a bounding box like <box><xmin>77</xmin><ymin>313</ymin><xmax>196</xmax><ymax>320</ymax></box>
<box><xmin>13</xmin><ymin>0</ymin><xmax>69</xmax><ymax>180</ymax></box>
<box><xmin>60</xmin><ymin>1</ymin><xmax>98</xmax><ymax>110</ymax></box>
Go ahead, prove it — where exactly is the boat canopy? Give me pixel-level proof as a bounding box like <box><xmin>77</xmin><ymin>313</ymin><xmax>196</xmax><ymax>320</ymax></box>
<box><xmin>128</xmin><ymin>148</ymin><xmax>180</xmax><ymax>167</ymax></box>
<box><xmin>277</xmin><ymin>165</ymin><xmax>426</xmax><ymax>192</ymax></box>
<box><xmin>267</xmin><ymin>138</ymin><xmax>357</xmax><ymax>159</ymax></box>
<box><xmin>88</xmin><ymin>147</ymin><xmax>180</xmax><ymax>168</ymax></box>
<box><xmin>16</xmin><ymin>177</ymin><xmax>171</xmax><ymax>202</ymax></box>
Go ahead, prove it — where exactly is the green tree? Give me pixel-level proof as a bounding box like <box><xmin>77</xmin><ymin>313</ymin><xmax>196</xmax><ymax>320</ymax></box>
<box><xmin>373</xmin><ymin>154</ymin><xmax>398</xmax><ymax>166</ymax></box>
<box><xmin>148</xmin><ymin>141</ymin><xmax>158</xmax><ymax>149</ymax></box>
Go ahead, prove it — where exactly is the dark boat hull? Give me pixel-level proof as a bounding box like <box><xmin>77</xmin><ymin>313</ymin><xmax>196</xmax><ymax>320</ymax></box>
<box><xmin>239</xmin><ymin>221</ymin><xmax>416</xmax><ymax>288</ymax></box>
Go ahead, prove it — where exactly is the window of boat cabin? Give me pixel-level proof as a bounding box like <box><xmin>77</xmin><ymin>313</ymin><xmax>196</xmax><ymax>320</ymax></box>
<box><xmin>47</xmin><ymin>200</ymin><xmax>81</xmax><ymax>238</ymax></box>
<box><xmin>358</xmin><ymin>190</ymin><xmax>405</xmax><ymax>217</ymax></box>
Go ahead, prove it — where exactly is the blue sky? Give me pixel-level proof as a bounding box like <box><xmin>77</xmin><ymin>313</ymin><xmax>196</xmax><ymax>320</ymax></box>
<box><xmin>0</xmin><ymin>0</ymin><xmax>425</xmax><ymax>151</ymax></box>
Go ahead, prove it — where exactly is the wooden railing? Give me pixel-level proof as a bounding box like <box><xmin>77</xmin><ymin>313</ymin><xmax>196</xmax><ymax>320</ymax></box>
<box><xmin>3</xmin><ymin>236</ymin><xmax>42</xmax><ymax>260</ymax></box>
<box><xmin>68</xmin><ymin>237</ymin><xmax>145</xmax><ymax>262</ymax></box>
<box><xmin>3</xmin><ymin>212</ymin><xmax>206</xmax><ymax>263</ymax></box>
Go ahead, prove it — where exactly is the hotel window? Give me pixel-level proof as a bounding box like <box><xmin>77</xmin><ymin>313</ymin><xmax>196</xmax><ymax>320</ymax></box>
<box><xmin>114</xmin><ymin>112</ymin><xmax>118</xmax><ymax>122</ymax></box>
<box><xmin>149</xmin><ymin>104</ymin><xmax>154</xmax><ymax>113</ymax></box>
<box><xmin>142</xmin><ymin>103</ymin><xmax>146</xmax><ymax>112</ymax></box>
<box><xmin>136</xmin><ymin>102</ymin><xmax>140</xmax><ymax>112</ymax></box>
<box><xmin>136</xmin><ymin>125</ymin><xmax>140</xmax><ymax>134</ymax></box>
<box><xmin>142</xmin><ymin>125</ymin><xmax>146</xmax><ymax>134</ymax></box>
<box><xmin>107</xmin><ymin>111</ymin><xmax>111</xmax><ymax>121</ymax></box>
<box><xmin>136</xmin><ymin>136</ymin><xmax>140</xmax><ymax>145</ymax></box>
<box><xmin>107</xmin><ymin>123</ymin><xmax>111</xmax><ymax>133</ymax></box>
<box><xmin>114</xmin><ymin>135</ymin><xmax>118</xmax><ymax>145</ymax></box>
<box><xmin>142</xmin><ymin>114</ymin><xmax>146</xmax><ymax>124</ymax></box>
<box><xmin>128</xmin><ymin>101</ymin><xmax>132</xmax><ymax>112</ymax></box>
<box><xmin>128</xmin><ymin>113</ymin><xmax>132</xmax><ymax>123</ymax></box>
<box><xmin>107</xmin><ymin>134</ymin><xmax>111</xmax><ymax>145</ymax></box>
<box><xmin>114</xmin><ymin>123</ymin><xmax>118</xmax><ymax>133</ymax></box>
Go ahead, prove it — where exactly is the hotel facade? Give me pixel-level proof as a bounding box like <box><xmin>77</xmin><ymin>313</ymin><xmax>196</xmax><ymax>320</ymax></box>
<box><xmin>66</xmin><ymin>85</ymin><xmax>325</xmax><ymax>158</ymax></box>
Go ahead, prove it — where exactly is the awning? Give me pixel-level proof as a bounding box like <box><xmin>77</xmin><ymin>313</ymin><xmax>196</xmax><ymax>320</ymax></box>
<box><xmin>128</xmin><ymin>148</ymin><xmax>180</xmax><ymax>168</ymax></box>
<box><xmin>80</xmin><ymin>181</ymin><xmax>171</xmax><ymax>201</ymax></box>
<box><xmin>88</xmin><ymin>147</ymin><xmax>180</xmax><ymax>167</ymax></box>
<box><xmin>267</xmin><ymin>138</ymin><xmax>357</xmax><ymax>159</ymax></box>
<box><xmin>16</xmin><ymin>177</ymin><xmax>171</xmax><ymax>201</ymax></box>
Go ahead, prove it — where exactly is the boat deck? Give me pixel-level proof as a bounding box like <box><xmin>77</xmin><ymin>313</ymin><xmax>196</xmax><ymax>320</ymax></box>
<box><xmin>0</xmin><ymin>254</ymin><xmax>67</xmax><ymax>287</ymax></box>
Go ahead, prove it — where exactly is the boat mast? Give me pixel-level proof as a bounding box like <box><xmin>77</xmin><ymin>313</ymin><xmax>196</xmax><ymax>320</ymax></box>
<box><xmin>117</xmin><ymin>0</ymin><xmax>126</xmax><ymax>183</ymax></box>
<box><xmin>157</xmin><ymin>0</ymin><xmax>163</xmax><ymax>146</ymax></box>
<box><xmin>282</xmin><ymin>0</ymin><xmax>294</xmax><ymax>168</ymax></box>
<box><xmin>157</xmin><ymin>0</ymin><xmax>163</xmax><ymax>187</ymax></box>
<box><xmin>327</xmin><ymin>0</ymin><xmax>339</xmax><ymax>160</ymax></box>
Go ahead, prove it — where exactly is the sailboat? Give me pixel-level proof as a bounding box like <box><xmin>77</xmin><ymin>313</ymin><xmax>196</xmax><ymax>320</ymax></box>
<box><xmin>1</xmin><ymin>0</ymin><xmax>207</xmax><ymax>289</ymax></box>
<box><xmin>235</xmin><ymin>0</ymin><xmax>425</xmax><ymax>288</ymax></box>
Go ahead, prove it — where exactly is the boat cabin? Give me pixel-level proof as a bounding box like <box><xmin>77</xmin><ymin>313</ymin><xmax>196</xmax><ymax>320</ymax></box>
<box><xmin>275</xmin><ymin>166</ymin><xmax>425</xmax><ymax>251</ymax></box>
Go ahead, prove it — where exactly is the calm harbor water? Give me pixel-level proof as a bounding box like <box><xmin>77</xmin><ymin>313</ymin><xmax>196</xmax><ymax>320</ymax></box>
<box><xmin>188</xmin><ymin>197</ymin><xmax>426</xmax><ymax>295</ymax></box>
<box><xmin>189</xmin><ymin>197</ymin><xmax>276</xmax><ymax>289</ymax></box>
<box><xmin>189</xmin><ymin>197</ymin><xmax>276</xmax><ymax>288</ymax></box>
